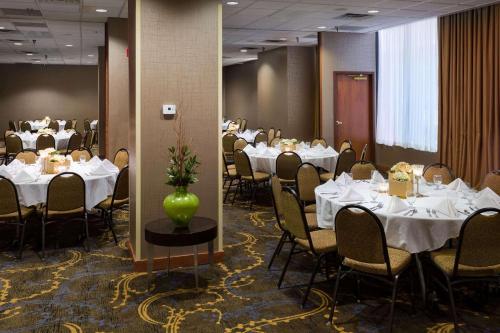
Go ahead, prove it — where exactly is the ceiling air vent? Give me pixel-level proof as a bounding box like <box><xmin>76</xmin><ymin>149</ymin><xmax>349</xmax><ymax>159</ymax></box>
<box><xmin>336</xmin><ymin>13</ymin><xmax>372</xmax><ymax>20</ymax></box>
<box><xmin>263</xmin><ymin>39</ymin><xmax>286</xmax><ymax>43</ymax></box>
<box><xmin>0</xmin><ymin>8</ymin><xmax>42</xmax><ymax>17</ymax></box>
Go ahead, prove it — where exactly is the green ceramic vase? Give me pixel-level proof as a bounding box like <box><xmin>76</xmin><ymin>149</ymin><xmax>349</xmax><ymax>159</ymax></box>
<box><xmin>163</xmin><ymin>186</ymin><xmax>200</xmax><ymax>227</ymax></box>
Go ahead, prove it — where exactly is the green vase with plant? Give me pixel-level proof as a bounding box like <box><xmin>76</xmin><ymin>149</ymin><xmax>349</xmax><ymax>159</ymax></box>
<box><xmin>163</xmin><ymin>116</ymin><xmax>200</xmax><ymax>227</ymax></box>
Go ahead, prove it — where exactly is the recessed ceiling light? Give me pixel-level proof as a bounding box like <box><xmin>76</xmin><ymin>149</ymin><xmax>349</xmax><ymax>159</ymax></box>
<box><xmin>240</xmin><ymin>48</ymin><xmax>248</xmax><ymax>53</ymax></box>
<box><xmin>34</xmin><ymin>60</ymin><xmax>41</xmax><ymax>63</ymax></box>
<box><xmin>279</xmin><ymin>37</ymin><xmax>287</xmax><ymax>41</ymax></box>
<box><xmin>88</xmin><ymin>54</ymin><xmax>95</xmax><ymax>57</ymax></box>
<box><xmin>96</xmin><ymin>8</ymin><xmax>108</xmax><ymax>13</ymax></box>
<box><xmin>65</xmin><ymin>44</ymin><xmax>73</xmax><ymax>47</ymax></box>
<box><xmin>26</xmin><ymin>53</ymin><xmax>33</xmax><ymax>56</ymax></box>
<box><xmin>317</xmin><ymin>26</ymin><xmax>327</xmax><ymax>29</ymax></box>
<box><xmin>226</xmin><ymin>1</ymin><xmax>239</xmax><ymax>5</ymax></box>
<box><xmin>0</xmin><ymin>26</ymin><xmax>5</xmax><ymax>29</ymax></box>
<box><xmin>14</xmin><ymin>42</ymin><xmax>22</xmax><ymax>46</ymax></box>
<box><xmin>368</xmin><ymin>10</ymin><xmax>379</xmax><ymax>14</ymax></box>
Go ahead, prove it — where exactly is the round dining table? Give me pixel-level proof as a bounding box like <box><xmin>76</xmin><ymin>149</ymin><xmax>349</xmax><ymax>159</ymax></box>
<box><xmin>16</xmin><ymin>130</ymin><xmax>74</xmax><ymax>151</ymax></box>
<box><xmin>27</xmin><ymin>120</ymin><xmax>66</xmax><ymax>132</ymax></box>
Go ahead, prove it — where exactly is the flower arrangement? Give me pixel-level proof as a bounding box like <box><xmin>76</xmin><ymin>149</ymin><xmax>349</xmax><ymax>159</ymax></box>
<box><xmin>49</xmin><ymin>154</ymin><xmax>66</xmax><ymax>163</ymax></box>
<box><xmin>43</xmin><ymin>116</ymin><xmax>51</xmax><ymax>124</ymax></box>
<box><xmin>390</xmin><ymin>162</ymin><xmax>413</xmax><ymax>174</ymax></box>
<box><xmin>388</xmin><ymin>161</ymin><xmax>414</xmax><ymax>197</ymax></box>
<box><xmin>38</xmin><ymin>128</ymin><xmax>55</xmax><ymax>135</ymax></box>
<box><xmin>393</xmin><ymin>171</ymin><xmax>410</xmax><ymax>182</ymax></box>
<box><xmin>280</xmin><ymin>138</ymin><xmax>297</xmax><ymax>145</ymax></box>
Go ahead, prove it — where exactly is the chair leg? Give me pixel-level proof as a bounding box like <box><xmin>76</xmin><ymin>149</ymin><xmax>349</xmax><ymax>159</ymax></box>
<box><xmin>41</xmin><ymin>217</ymin><xmax>46</xmax><ymax>259</ymax></box>
<box><xmin>84</xmin><ymin>213</ymin><xmax>90</xmax><ymax>252</ymax></box>
<box><xmin>232</xmin><ymin>180</ymin><xmax>241</xmax><ymax>205</ymax></box>
<box><xmin>107</xmin><ymin>210</ymin><xmax>118</xmax><ymax>245</ymax></box>
<box><xmin>445</xmin><ymin>276</ymin><xmax>459</xmax><ymax>333</ymax></box>
<box><xmin>328</xmin><ymin>265</ymin><xmax>343</xmax><ymax>324</ymax></box>
<box><xmin>302</xmin><ymin>255</ymin><xmax>323</xmax><ymax>308</ymax></box>
<box><xmin>268</xmin><ymin>232</ymin><xmax>287</xmax><ymax>269</ymax></box>
<box><xmin>249</xmin><ymin>183</ymin><xmax>257</xmax><ymax>210</ymax></box>
<box><xmin>224</xmin><ymin>178</ymin><xmax>234</xmax><ymax>203</ymax></box>
<box><xmin>388</xmin><ymin>274</ymin><xmax>400</xmax><ymax>333</ymax></box>
<box><xmin>17</xmin><ymin>221</ymin><xmax>27</xmax><ymax>259</ymax></box>
<box><xmin>278</xmin><ymin>242</ymin><xmax>296</xmax><ymax>289</ymax></box>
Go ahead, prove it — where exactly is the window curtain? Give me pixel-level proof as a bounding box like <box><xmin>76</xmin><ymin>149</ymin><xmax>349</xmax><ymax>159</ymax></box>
<box><xmin>439</xmin><ymin>4</ymin><xmax>500</xmax><ymax>187</ymax></box>
<box><xmin>376</xmin><ymin>17</ymin><xmax>438</xmax><ymax>152</ymax></box>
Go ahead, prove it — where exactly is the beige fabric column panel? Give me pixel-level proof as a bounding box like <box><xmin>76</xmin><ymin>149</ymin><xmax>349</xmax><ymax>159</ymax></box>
<box><xmin>107</xmin><ymin>18</ymin><xmax>129</xmax><ymax>159</ymax></box>
<box><xmin>130</xmin><ymin>0</ymin><xmax>222</xmax><ymax>261</ymax></box>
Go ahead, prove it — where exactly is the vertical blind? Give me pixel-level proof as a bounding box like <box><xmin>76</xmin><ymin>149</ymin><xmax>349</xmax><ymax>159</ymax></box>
<box><xmin>376</xmin><ymin>17</ymin><xmax>438</xmax><ymax>152</ymax></box>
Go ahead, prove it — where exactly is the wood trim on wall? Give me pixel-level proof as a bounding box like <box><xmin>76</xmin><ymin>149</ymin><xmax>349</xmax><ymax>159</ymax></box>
<box><xmin>104</xmin><ymin>22</ymin><xmax>109</xmax><ymax>159</ymax></box>
<box><xmin>318</xmin><ymin>32</ymin><xmax>323</xmax><ymax>138</ymax></box>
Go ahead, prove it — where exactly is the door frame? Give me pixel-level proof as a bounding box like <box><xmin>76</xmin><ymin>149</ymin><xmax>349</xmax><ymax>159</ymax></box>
<box><xmin>333</xmin><ymin>71</ymin><xmax>375</xmax><ymax>161</ymax></box>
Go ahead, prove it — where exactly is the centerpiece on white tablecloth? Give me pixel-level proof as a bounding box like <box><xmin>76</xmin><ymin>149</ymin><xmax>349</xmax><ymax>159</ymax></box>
<box><xmin>38</xmin><ymin>128</ymin><xmax>55</xmax><ymax>135</ymax></box>
<box><xmin>40</xmin><ymin>148</ymin><xmax>70</xmax><ymax>174</ymax></box>
<box><xmin>280</xmin><ymin>138</ymin><xmax>297</xmax><ymax>152</ymax></box>
<box><xmin>388</xmin><ymin>162</ymin><xmax>414</xmax><ymax>198</ymax></box>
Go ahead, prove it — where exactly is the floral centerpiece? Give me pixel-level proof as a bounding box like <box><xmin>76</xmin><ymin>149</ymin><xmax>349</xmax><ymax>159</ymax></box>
<box><xmin>38</xmin><ymin>128</ymin><xmax>55</xmax><ymax>135</ymax></box>
<box><xmin>163</xmin><ymin>116</ymin><xmax>201</xmax><ymax>227</ymax></box>
<box><xmin>280</xmin><ymin>138</ymin><xmax>298</xmax><ymax>152</ymax></box>
<box><xmin>40</xmin><ymin>149</ymin><xmax>70</xmax><ymax>174</ymax></box>
<box><xmin>388</xmin><ymin>162</ymin><xmax>414</xmax><ymax>198</ymax></box>
<box><xmin>227</xmin><ymin>122</ymin><xmax>239</xmax><ymax>133</ymax></box>
<box><xmin>42</xmin><ymin>116</ymin><xmax>51</xmax><ymax>125</ymax></box>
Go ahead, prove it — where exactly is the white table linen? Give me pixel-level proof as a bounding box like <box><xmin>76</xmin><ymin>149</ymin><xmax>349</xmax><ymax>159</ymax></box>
<box><xmin>27</xmin><ymin>120</ymin><xmax>66</xmax><ymax>131</ymax></box>
<box><xmin>16</xmin><ymin>130</ymin><xmax>74</xmax><ymax>151</ymax></box>
<box><xmin>315</xmin><ymin>181</ymin><xmax>500</xmax><ymax>254</ymax></box>
<box><xmin>222</xmin><ymin>120</ymin><xmax>231</xmax><ymax>131</ymax></box>
<box><xmin>90</xmin><ymin>120</ymin><xmax>98</xmax><ymax>130</ymax></box>
<box><xmin>235</xmin><ymin>129</ymin><xmax>260</xmax><ymax>143</ymax></box>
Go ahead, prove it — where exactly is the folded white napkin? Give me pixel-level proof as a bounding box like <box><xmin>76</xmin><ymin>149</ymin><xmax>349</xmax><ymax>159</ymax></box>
<box><xmin>475</xmin><ymin>187</ymin><xmax>500</xmax><ymax>209</ymax></box>
<box><xmin>371</xmin><ymin>170</ymin><xmax>385</xmax><ymax>183</ymax></box>
<box><xmin>90</xmin><ymin>163</ymin><xmax>110</xmax><ymax>176</ymax></box>
<box><xmin>6</xmin><ymin>159</ymin><xmax>23</xmax><ymax>173</ymax></box>
<box><xmin>102</xmin><ymin>159</ymin><xmax>120</xmax><ymax>173</ymax></box>
<box><xmin>319</xmin><ymin>179</ymin><xmax>340</xmax><ymax>193</ymax></box>
<box><xmin>335</xmin><ymin>172</ymin><xmax>352</xmax><ymax>185</ymax></box>
<box><xmin>447</xmin><ymin>178</ymin><xmax>469</xmax><ymax>192</ymax></box>
<box><xmin>338</xmin><ymin>187</ymin><xmax>364</xmax><ymax>202</ymax></box>
<box><xmin>87</xmin><ymin>156</ymin><xmax>102</xmax><ymax>167</ymax></box>
<box><xmin>13</xmin><ymin>168</ymin><xmax>39</xmax><ymax>183</ymax></box>
<box><xmin>265</xmin><ymin>148</ymin><xmax>280</xmax><ymax>157</ymax></box>
<box><xmin>312</xmin><ymin>144</ymin><xmax>325</xmax><ymax>151</ymax></box>
<box><xmin>432</xmin><ymin>198</ymin><xmax>458</xmax><ymax>217</ymax></box>
<box><xmin>243</xmin><ymin>145</ymin><xmax>257</xmax><ymax>155</ymax></box>
<box><xmin>386</xmin><ymin>196</ymin><xmax>409</xmax><ymax>214</ymax></box>
<box><xmin>256</xmin><ymin>142</ymin><xmax>267</xmax><ymax>149</ymax></box>
<box><xmin>324</xmin><ymin>146</ymin><xmax>337</xmax><ymax>155</ymax></box>
<box><xmin>0</xmin><ymin>165</ymin><xmax>13</xmax><ymax>179</ymax></box>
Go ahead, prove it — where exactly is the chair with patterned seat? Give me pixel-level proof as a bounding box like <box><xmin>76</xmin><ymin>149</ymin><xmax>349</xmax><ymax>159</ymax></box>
<box><xmin>48</xmin><ymin>120</ymin><xmax>59</xmax><ymax>132</ymax></box>
<box><xmin>5</xmin><ymin>134</ymin><xmax>23</xmax><ymax>164</ymax></box>
<box><xmin>279</xmin><ymin>187</ymin><xmax>337</xmax><ymax>306</ymax></box>
<box><xmin>233</xmin><ymin>149</ymin><xmax>270</xmax><ymax>209</ymax></box>
<box><xmin>9</xmin><ymin>120</ymin><xmax>17</xmax><ymax>132</ymax></box>
<box><xmin>36</xmin><ymin>133</ymin><xmax>55</xmax><ymax>151</ymax></box>
<box><xmin>339</xmin><ymin>139</ymin><xmax>352</xmax><ymax>153</ymax></box>
<box><xmin>240</xmin><ymin>118</ymin><xmax>247</xmax><ymax>132</ymax></box>
<box><xmin>64</xmin><ymin>120</ymin><xmax>73</xmax><ymax>130</ymax></box>
<box><xmin>320</xmin><ymin>147</ymin><xmax>356</xmax><ymax>182</ymax></box>
<box><xmin>113</xmin><ymin>148</ymin><xmax>129</xmax><ymax>171</ymax></box>
<box><xmin>20</xmin><ymin>121</ymin><xmax>32</xmax><ymax>132</ymax></box>
<box><xmin>223</xmin><ymin>153</ymin><xmax>239</xmax><ymax>203</ymax></box>
<box><xmin>70</xmin><ymin>148</ymin><xmax>92</xmax><ymax>162</ymax></box>
<box><xmin>254</xmin><ymin>131</ymin><xmax>268</xmax><ymax>146</ymax></box>
<box><xmin>350</xmin><ymin>160</ymin><xmax>377</xmax><ymax>180</ymax></box>
<box><xmin>328</xmin><ymin>205</ymin><xmax>412</xmax><ymax>332</ymax></box>
<box><xmin>276</xmin><ymin>151</ymin><xmax>302</xmax><ymax>185</ymax></box>
<box><xmin>267</xmin><ymin>128</ymin><xmax>275</xmax><ymax>145</ymax></box>
<box><xmin>311</xmin><ymin>138</ymin><xmax>327</xmax><ymax>148</ymax></box>
<box><xmin>15</xmin><ymin>151</ymin><xmax>37</xmax><ymax>164</ymax></box>
<box><xmin>275</xmin><ymin>129</ymin><xmax>281</xmax><ymax>139</ymax></box>
<box><xmin>233</xmin><ymin>138</ymin><xmax>248</xmax><ymax>151</ymax></box>
<box><xmin>222</xmin><ymin>133</ymin><xmax>237</xmax><ymax>163</ymax></box>
<box><xmin>296</xmin><ymin>163</ymin><xmax>320</xmax><ymax>213</ymax></box>
<box><xmin>0</xmin><ymin>176</ymin><xmax>35</xmax><ymax>258</ymax></box>
<box><xmin>65</xmin><ymin>132</ymin><xmax>83</xmax><ymax>154</ymax></box>
<box><xmin>481</xmin><ymin>170</ymin><xmax>500</xmax><ymax>195</ymax></box>
<box><xmin>423</xmin><ymin>163</ymin><xmax>455</xmax><ymax>185</ymax></box>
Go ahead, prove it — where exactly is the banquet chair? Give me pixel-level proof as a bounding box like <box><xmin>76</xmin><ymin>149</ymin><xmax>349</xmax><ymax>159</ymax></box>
<box><xmin>328</xmin><ymin>205</ymin><xmax>412</xmax><ymax>332</ymax></box>
<box><xmin>254</xmin><ymin>131</ymin><xmax>268</xmax><ymax>146</ymax></box>
<box><xmin>276</xmin><ymin>151</ymin><xmax>302</xmax><ymax>185</ymax></box>
<box><xmin>71</xmin><ymin>119</ymin><xmax>77</xmax><ymax>130</ymax></box>
<box><xmin>113</xmin><ymin>148</ymin><xmax>129</xmax><ymax>171</ymax></box>
<box><xmin>240</xmin><ymin>118</ymin><xmax>247</xmax><ymax>132</ymax></box>
<box><xmin>20</xmin><ymin>121</ymin><xmax>32</xmax><ymax>132</ymax></box>
<box><xmin>275</xmin><ymin>129</ymin><xmax>282</xmax><ymax>139</ymax></box>
<box><xmin>222</xmin><ymin>133</ymin><xmax>238</xmax><ymax>162</ymax></box>
<box><xmin>430</xmin><ymin>208</ymin><xmax>500</xmax><ymax>333</ymax></box>
<box><xmin>268</xmin><ymin>176</ymin><xmax>319</xmax><ymax>269</ymax></box>
<box><xmin>64</xmin><ymin>120</ymin><xmax>72</xmax><ymax>130</ymax></box>
<box><xmin>360</xmin><ymin>144</ymin><xmax>368</xmax><ymax>160</ymax></box>
<box><xmin>96</xmin><ymin>166</ymin><xmax>129</xmax><ymax>244</ymax></box>
<box><xmin>235</xmin><ymin>118</ymin><xmax>242</xmax><ymax>127</ymax></box>
<box><xmin>312</xmin><ymin>138</ymin><xmax>327</xmax><ymax>148</ymax></box>
<box><xmin>267</xmin><ymin>128</ymin><xmax>275</xmax><ymax>145</ymax></box>
<box><xmin>9</xmin><ymin>120</ymin><xmax>17</xmax><ymax>132</ymax></box>
<box><xmin>279</xmin><ymin>188</ymin><xmax>337</xmax><ymax>306</ymax></box>
<box><xmin>65</xmin><ymin>132</ymin><xmax>83</xmax><ymax>154</ymax></box>
<box><xmin>423</xmin><ymin>163</ymin><xmax>455</xmax><ymax>185</ymax></box>
<box><xmin>36</xmin><ymin>134</ymin><xmax>55</xmax><ymax>151</ymax></box>
<box><xmin>15</xmin><ymin>151</ymin><xmax>37</xmax><ymax>164</ymax></box>
<box><xmin>5</xmin><ymin>134</ymin><xmax>23</xmax><ymax>163</ymax></box>
<box><xmin>0</xmin><ymin>176</ymin><xmax>35</xmax><ymax>259</ymax></box>
<box><xmin>83</xmin><ymin>119</ymin><xmax>91</xmax><ymax>133</ymax></box>
<box><xmin>0</xmin><ymin>146</ymin><xmax>4</xmax><ymax>165</ymax></box>
<box><xmin>70</xmin><ymin>148</ymin><xmax>92</xmax><ymax>162</ymax></box>
<box><xmin>350</xmin><ymin>160</ymin><xmax>377</xmax><ymax>180</ymax></box>
<box><xmin>270</xmin><ymin>137</ymin><xmax>281</xmax><ymax>147</ymax></box>
<box><xmin>480</xmin><ymin>170</ymin><xmax>500</xmax><ymax>195</ymax></box>
<box><xmin>83</xmin><ymin>130</ymin><xmax>94</xmax><ymax>149</ymax></box>
<box><xmin>48</xmin><ymin>120</ymin><xmax>59</xmax><ymax>132</ymax></box>
<box><xmin>320</xmin><ymin>148</ymin><xmax>356</xmax><ymax>182</ymax></box>
<box><xmin>223</xmin><ymin>153</ymin><xmax>239</xmax><ymax>203</ymax></box>
<box><xmin>233</xmin><ymin>149</ymin><xmax>270</xmax><ymax>209</ymax></box>
<box><xmin>233</xmin><ymin>138</ymin><xmax>248</xmax><ymax>151</ymax></box>
<box><xmin>41</xmin><ymin>172</ymin><xmax>88</xmax><ymax>258</ymax></box>
<box><xmin>339</xmin><ymin>139</ymin><xmax>352</xmax><ymax>153</ymax></box>
<box><xmin>296</xmin><ymin>162</ymin><xmax>320</xmax><ymax>213</ymax></box>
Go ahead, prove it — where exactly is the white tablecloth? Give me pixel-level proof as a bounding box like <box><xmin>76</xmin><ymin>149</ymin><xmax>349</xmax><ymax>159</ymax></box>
<box><xmin>28</xmin><ymin>120</ymin><xmax>66</xmax><ymax>132</ymax></box>
<box><xmin>236</xmin><ymin>129</ymin><xmax>259</xmax><ymax>143</ymax></box>
<box><xmin>16</xmin><ymin>130</ymin><xmax>74</xmax><ymax>151</ymax></box>
<box><xmin>90</xmin><ymin>120</ymin><xmax>98</xmax><ymax>130</ymax></box>
<box><xmin>222</xmin><ymin>120</ymin><xmax>231</xmax><ymax>131</ymax></box>
<box><xmin>6</xmin><ymin>160</ymin><xmax>118</xmax><ymax>210</ymax></box>
<box><xmin>246</xmin><ymin>146</ymin><xmax>338</xmax><ymax>174</ymax></box>
<box><xmin>315</xmin><ymin>181</ymin><xmax>498</xmax><ymax>253</ymax></box>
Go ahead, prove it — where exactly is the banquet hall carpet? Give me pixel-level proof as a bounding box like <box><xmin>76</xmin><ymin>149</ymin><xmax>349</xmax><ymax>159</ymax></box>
<box><xmin>0</xmin><ymin>198</ymin><xmax>499</xmax><ymax>332</ymax></box>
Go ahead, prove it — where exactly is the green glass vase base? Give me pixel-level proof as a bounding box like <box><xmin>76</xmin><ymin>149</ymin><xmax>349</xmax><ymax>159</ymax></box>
<box><xmin>163</xmin><ymin>187</ymin><xmax>200</xmax><ymax>227</ymax></box>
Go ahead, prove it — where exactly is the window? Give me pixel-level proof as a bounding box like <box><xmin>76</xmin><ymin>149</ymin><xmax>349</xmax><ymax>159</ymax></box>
<box><xmin>376</xmin><ymin>17</ymin><xmax>438</xmax><ymax>152</ymax></box>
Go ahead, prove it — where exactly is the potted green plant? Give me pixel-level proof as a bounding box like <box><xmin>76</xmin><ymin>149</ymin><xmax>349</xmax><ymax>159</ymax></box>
<box><xmin>163</xmin><ymin>116</ymin><xmax>200</xmax><ymax>227</ymax></box>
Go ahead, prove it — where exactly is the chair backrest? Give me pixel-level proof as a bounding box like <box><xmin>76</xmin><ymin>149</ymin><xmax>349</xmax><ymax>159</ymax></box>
<box><xmin>334</xmin><ymin>148</ymin><xmax>357</xmax><ymax>179</ymax></box>
<box><xmin>233</xmin><ymin>149</ymin><xmax>253</xmax><ymax>178</ymax></box>
<box><xmin>45</xmin><ymin>172</ymin><xmax>85</xmax><ymax>214</ymax></box>
<box><xmin>0</xmin><ymin>176</ymin><xmax>21</xmax><ymax>219</ymax></box>
<box><xmin>360</xmin><ymin>144</ymin><xmax>368</xmax><ymax>160</ymax></box>
<box><xmin>270</xmin><ymin>137</ymin><xmax>281</xmax><ymax>147</ymax></box>
<box><xmin>71</xmin><ymin>119</ymin><xmax>77</xmax><ymax>129</ymax></box>
<box><xmin>15</xmin><ymin>151</ymin><xmax>37</xmax><ymax>164</ymax></box>
<box><xmin>222</xmin><ymin>133</ymin><xmax>237</xmax><ymax>153</ymax></box>
<box><xmin>235</xmin><ymin>118</ymin><xmax>241</xmax><ymax>126</ymax></box>
<box><xmin>281</xmin><ymin>188</ymin><xmax>312</xmax><ymax>246</ymax></box>
<box><xmin>64</xmin><ymin>120</ymin><xmax>72</xmax><ymax>130</ymax></box>
<box><xmin>70</xmin><ymin>148</ymin><xmax>92</xmax><ymax>162</ymax></box>
<box><xmin>240</xmin><ymin>119</ymin><xmax>247</xmax><ymax>132</ymax></box>
<box><xmin>276</xmin><ymin>151</ymin><xmax>302</xmax><ymax>181</ymax></box>
<box><xmin>339</xmin><ymin>139</ymin><xmax>352</xmax><ymax>153</ymax></box>
<box><xmin>113</xmin><ymin>148</ymin><xmax>129</xmax><ymax>171</ymax></box>
<box><xmin>233</xmin><ymin>138</ymin><xmax>248</xmax><ymax>151</ymax></box>
<box><xmin>271</xmin><ymin>175</ymin><xmax>284</xmax><ymax>222</ymax></box>
<box><xmin>350</xmin><ymin>160</ymin><xmax>377</xmax><ymax>180</ymax></box>
<box><xmin>8</xmin><ymin>120</ymin><xmax>17</xmax><ymax>132</ymax></box>
<box><xmin>66</xmin><ymin>132</ymin><xmax>82</xmax><ymax>153</ymax></box>
<box><xmin>6</xmin><ymin>134</ymin><xmax>23</xmax><ymax>155</ymax></box>
<box><xmin>48</xmin><ymin>120</ymin><xmax>59</xmax><ymax>131</ymax></box>
<box><xmin>453</xmin><ymin>208</ymin><xmax>500</xmax><ymax>277</ymax></box>
<box><xmin>296</xmin><ymin>162</ymin><xmax>320</xmax><ymax>202</ymax></box>
<box><xmin>20</xmin><ymin>121</ymin><xmax>31</xmax><ymax>132</ymax></box>
<box><xmin>254</xmin><ymin>132</ymin><xmax>268</xmax><ymax>146</ymax></box>
<box><xmin>36</xmin><ymin>134</ymin><xmax>55</xmax><ymax>151</ymax></box>
<box><xmin>335</xmin><ymin>205</ymin><xmax>393</xmax><ymax>276</ymax></box>
<box><xmin>84</xmin><ymin>130</ymin><xmax>94</xmax><ymax>149</ymax></box>
<box><xmin>112</xmin><ymin>166</ymin><xmax>129</xmax><ymax>204</ymax></box>
<box><xmin>481</xmin><ymin>170</ymin><xmax>500</xmax><ymax>195</ymax></box>
<box><xmin>267</xmin><ymin>128</ymin><xmax>275</xmax><ymax>144</ymax></box>
<box><xmin>423</xmin><ymin>163</ymin><xmax>455</xmax><ymax>184</ymax></box>
<box><xmin>83</xmin><ymin>119</ymin><xmax>91</xmax><ymax>132</ymax></box>
<box><xmin>312</xmin><ymin>138</ymin><xmax>327</xmax><ymax>148</ymax></box>
<box><xmin>275</xmin><ymin>129</ymin><xmax>281</xmax><ymax>139</ymax></box>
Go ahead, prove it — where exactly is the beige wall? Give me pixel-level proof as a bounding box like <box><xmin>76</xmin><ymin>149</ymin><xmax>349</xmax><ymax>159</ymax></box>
<box><xmin>0</xmin><ymin>64</ymin><xmax>98</xmax><ymax>135</ymax></box>
<box><xmin>130</xmin><ymin>0</ymin><xmax>221</xmax><ymax>260</ymax></box>
<box><xmin>107</xmin><ymin>18</ymin><xmax>129</xmax><ymax>159</ymax></box>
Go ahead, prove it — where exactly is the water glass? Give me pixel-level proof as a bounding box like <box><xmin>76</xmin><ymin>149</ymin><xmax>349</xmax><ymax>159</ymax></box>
<box><xmin>433</xmin><ymin>174</ymin><xmax>443</xmax><ymax>189</ymax></box>
<box><xmin>369</xmin><ymin>190</ymin><xmax>379</xmax><ymax>203</ymax></box>
<box><xmin>407</xmin><ymin>191</ymin><xmax>416</xmax><ymax>207</ymax></box>
<box><xmin>79</xmin><ymin>155</ymin><xmax>86</xmax><ymax>164</ymax></box>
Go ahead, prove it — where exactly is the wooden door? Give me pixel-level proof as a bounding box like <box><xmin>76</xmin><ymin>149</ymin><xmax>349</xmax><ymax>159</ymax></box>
<box><xmin>334</xmin><ymin>72</ymin><xmax>374</xmax><ymax>160</ymax></box>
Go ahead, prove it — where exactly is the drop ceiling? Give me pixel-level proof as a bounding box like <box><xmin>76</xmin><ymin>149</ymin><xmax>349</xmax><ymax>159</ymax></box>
<box><xmin>0</xmin><ymin>0</ymin><xmax>498</xmax><ymax>66</ymax></box>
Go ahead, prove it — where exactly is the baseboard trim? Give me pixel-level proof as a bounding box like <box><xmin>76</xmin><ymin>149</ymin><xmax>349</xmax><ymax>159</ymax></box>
<box><xmin>126</xmin><ymin>240</ymin><xmax>224</xmax><ymax>272</ymax></box>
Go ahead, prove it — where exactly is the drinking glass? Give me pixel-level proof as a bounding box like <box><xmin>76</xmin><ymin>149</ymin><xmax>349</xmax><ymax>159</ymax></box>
<box><xmin>369</xmin><ymin>190</ymin><xmax>379</xmax><ymax>203</ymax></box>
<box><xmin>433</xmin><ymin>174</ymin><xmax>443</xmax><ymax>190</ymax></box>
<box><xmin>79</xmin><ymin>155</ymin><xmax>86</xmax><ymax>164</ymax></box>
<box><xmin>407</xmin><ymin>191</ymin><xmax>416</xmax><ymax>208</ymax></box>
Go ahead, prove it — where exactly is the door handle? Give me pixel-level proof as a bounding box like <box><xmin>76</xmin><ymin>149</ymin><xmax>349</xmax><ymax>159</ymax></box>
<box><xmin>336</xmin><ymin>120</ymin><xmax>343</xmax><ymax>125</ymax></box>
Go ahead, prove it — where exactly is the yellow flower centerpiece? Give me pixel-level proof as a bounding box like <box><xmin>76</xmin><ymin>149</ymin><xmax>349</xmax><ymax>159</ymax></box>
<box><xmin>280</xmin><ymin>138</ymin><xmax>297</xmax><ymax>152</ymax></box>
<box><xmin>388</xmin><ymin>162</ymin><xmax>414</xmax><ymax>198</ymax></box>
<box><xmin>38</xmin><ymin>128</ymin><xmax>55</xmax><ymax>135</ymax></box>
<box><xmin>39</xmin><ymin>149</ymin><xmax>70</xmax><ymax>174</ymax></box>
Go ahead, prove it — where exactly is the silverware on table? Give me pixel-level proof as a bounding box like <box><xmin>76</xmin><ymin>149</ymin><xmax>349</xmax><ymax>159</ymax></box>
<box><xmin>426</xmin><ymin>208</ymin><xmax>432</xmax><ymax>217</ymax></box>
<box><xmin>370</xmin><ymin>203</ymin><xmax>383</xmax><ymax>211</ymax></box>
<box><xmin>432</xmin><ymin>209</ymin><xmax>439</xmax><ymax>218</ymax></box>
<box><xmin>410</xmin><ymin>208</ymin><xmax>418</xmax><ymax>216</ymax></box>
<box><xmin>403</xmin><ymin>209</ymin><xmax>412</xmax><ymax>216</ymax></box>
